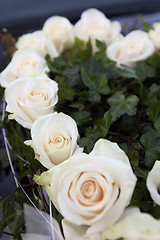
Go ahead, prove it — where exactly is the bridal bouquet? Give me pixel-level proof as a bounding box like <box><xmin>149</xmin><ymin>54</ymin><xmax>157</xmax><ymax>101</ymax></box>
<box><xmin>1</xmin><ymin>8</ymin><xmax>160</xmax><ymax>240</ymax></box>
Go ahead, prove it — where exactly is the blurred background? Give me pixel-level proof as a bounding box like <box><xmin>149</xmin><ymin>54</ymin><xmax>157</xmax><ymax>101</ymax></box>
<box><xmin>0</xmin><ymin>0</ymin><xmax>160</xmax><ymax>238</ymax></box>
<box><xmin>0</xmin><ymin>0</ymin><xmax>160</xmax><ymax>71</ymax></box>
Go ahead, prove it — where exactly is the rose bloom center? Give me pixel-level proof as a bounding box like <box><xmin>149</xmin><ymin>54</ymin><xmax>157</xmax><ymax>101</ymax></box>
<box><xmin>81</xmin><ymin>180</ymin><xmax>103</xmax><ymax>200</ymax></box>
<box><xmin>48</xmin><ymin>135</ymin><xmax>70</xmax><ymax>149</ymax></box>
<box><xmin>17</xmin><ymin>59</ymin><xmax>37</xmax><ymax>75</ymax></box>
<box><xmin>29</xmin><ymin>88</ymin><xmax>49</xmax><ymax>101</ymax></box>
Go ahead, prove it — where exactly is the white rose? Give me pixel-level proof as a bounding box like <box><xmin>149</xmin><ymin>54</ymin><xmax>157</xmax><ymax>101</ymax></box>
<box><xmin>16</xmin><ymin>30</ymin><xmax>59</xmax><ymax>58</ymax></box>
<box><xmin>34</xmin><ymin>139</ymin><xmax>136</xmax><ymax>236</ymax></box>
<box><xmin>26</xmin><ymin>112</ymin><xmax>83</xmax><ymax>168</ymax></box>
<box><xmin>62</xmin><ymin>219</ymin><xmax>101</xmax><ymax>240</ymax></box>
<box><xmin>0</xmin><ymin>48</ymin><xmax>49</xmax><ymax>88</ymax></box>
<box><xmin>42</xmin><ymin>16</ymin><xmax>74</xmax><ymax>53</ymax></box>
<box><xmin>107</xmin><ymin>30</ymin><xmax>155</xmax><ymax>67</ymax></box>
<box><xmin>146</xmin><ymin>160</ymin><xmax>160</xmax><ymax>206</ymax></box>
<box><xmin>74</xmin><ymin>8</ymin><xmax>121</xmax><ymax>52</ymax></box>
<box><xmin>149</xmin><ymin>23</ymin><xmax>160</xmax><ymax>50</ymax></box>
<box><xmin>5</xmin><ymin>76</ymin><xmax>58</xmax><ymax>129</ymax></box>
<box><xmin>102</xmin><ymin>211</ymin><xmax>160</xmax><ymax>240</ymax></box>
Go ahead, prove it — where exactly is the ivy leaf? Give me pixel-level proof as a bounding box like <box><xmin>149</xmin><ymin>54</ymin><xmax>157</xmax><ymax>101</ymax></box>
<box><xmin>107</xmin><ymin>91</ymin><xmax>139</xmax><ymax>121</ymax></box>
<box><xmin>147</xmin><ymin>103</ymin><xmax>160</xmax><ymax>133</ymax></box>
<box><xmin>136</xmin><ymin>62</ymin><xmax>156</xmax><ymax>81</ymax></box>
<box><xmin>73</xmin><ymin>37</ymin><xmax>85</xmax><ymax>48</ymax></box>
<box><xmin>71</xmin><ymin>110</ymin><xmax>92</xmax><ymax>126</ymax></box>
<box><xmin>3</xmin><ymin>121</ymin><xmax>45</xmax><ymax>171</ymax></box>
<box><xmin>81</xmin><ymin>68</ymin><xmax>110</xmax><ymax>103</ymax></box>
<box><xmin>63</xmin><ymin>65</ymin><xmax>81</xmax><ymax>88</ymax></box>
<box><xmin>94</xmin><ymin>40</ymin><xmax>106</xmax><ymax>60</ymax></box>
<box><xmin>82</xmin><ymin>56</ymin><xmax>118</xmax><ymax>79</ymax></box>
<box><xmin>79</xmin><ymin>126</ymin><xmax>100</xmax><ymax>153</ymax></box>
<box><xmin>132</xmin><ymin>164</ymin><xmax>148</xmax><ymax>179</ymax></box>
<box><xmin>96</xmin><ymin>39</ymin><xmax>106</xmax><ymax>52</ymax></box>
<box><xmin>147</xmin><ymin>53</ymin><xmax>160</xmax><ymax>69</ymax></box>
<box><xmin>0</xmin><ymin>199</ymin><xmax>17</xmax><ymax>236</ymax></box>
<box><xmin>69</xmin><ymin>39</ymin><xmax>92</xmax><ymax>65</ymax></box>
<box><xmin>119</xmin><ymin>65</ymin><xmax>137</xmax><ymax>78</ymax></box>
<box><xmin>140</xmin><ymin>130</ymin><xmax>160</xmax><ymax>168</ymax></box>
<box><xmin>56</xmin><ymin>82</ymin><xmax>75</xmax><ymax>107</ymax></box>
<box><xmin>149</xmin><ymin>206</ymin><xmax>160</xmax><ymax>219</ymax></box>
<box><xmin>94</xmin><ymin>111</ymin><xmax>112</xmax><ymax>138</ymax></box>
<box><xmin>8</xmin><ymin>210</ymin><xmax>24</xmax><ymax>237</ymax></box>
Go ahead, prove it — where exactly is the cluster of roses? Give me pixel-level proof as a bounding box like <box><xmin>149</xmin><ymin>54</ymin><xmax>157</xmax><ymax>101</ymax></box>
<box><xmin>1</xmin><ymin>8</ymin><xmax>160</xmax><ymax>240</ymax></box>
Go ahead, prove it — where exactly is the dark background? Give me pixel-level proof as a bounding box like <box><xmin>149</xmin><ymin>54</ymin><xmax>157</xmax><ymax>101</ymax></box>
<box><xmin>0</xmin><ymin>1</ymin><xmax>160</xmax><ymax>239</ymax></box>
<box><xmin>0</xmin><ymin>0</ymin><xmax>160</xmax><ymax>71</ymax></box>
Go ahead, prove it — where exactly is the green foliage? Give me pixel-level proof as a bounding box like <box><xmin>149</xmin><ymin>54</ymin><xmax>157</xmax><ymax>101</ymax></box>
<box><xmin>0</xmin><ymin>29</ymin><xmax>16</xmax><ymax>60</ymax></box>
<box><xmin>107</xmin><ymin>91</ymin><xmax>139</xmax><ymax>121</ymax></box>
<box><xmin>147</xmin><ymin>102</ymin><xmax>160</xmax><ymax>132</ymax></box>
<box><xmin>1</xmin><ymin>31</ymin><xmax>160</xmax><ymax>237</ymax></box>
<box><xmin>3</xmin><ymin>120</ymin><xmax>46</xmax><ymax>171</ymax></box>
<box><xmin>81</xmin><ymin>68</ymin><xmax>110</xmax><ymax>103</ymax></box>
<box><xmin>140</xmin><ymin>130</ymin><xmax>160</xmax><ymax>168</ymax></box>
<box><xmin>0</xmin><ymin>199</ymin><xmax>24</xmax><ymax>239</ymax></box>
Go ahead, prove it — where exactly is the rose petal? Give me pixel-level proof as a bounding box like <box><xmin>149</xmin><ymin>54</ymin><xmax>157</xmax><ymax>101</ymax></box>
<box><xmin>146</xmin><ymin>160</ymin><xmax>160</xmax><ymax>206</ymax></box>
<box><xmin>102</xmin><ymin>212</ymin><xmax>160</xmax><ymax>240</ymax></box>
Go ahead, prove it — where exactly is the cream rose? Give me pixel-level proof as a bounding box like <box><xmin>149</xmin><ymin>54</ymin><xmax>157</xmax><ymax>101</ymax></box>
<box><xmin>42</xmin><ymin>16</ymin><xmax>74</xmax><ymax>53</ymax></box>
<box><xmin>74</xmin><ymin>8</ymin><xmax>121</xmax><ymax>52</ymax></box>
<box><xmin>34</xmin><ymin>139</ymin><xmax>137</xmax><ymax>236</ymax></box>
<box><xmin>5</xmin><ymin>76</ymin><xmax>58</xmax><ymax>129</ymax></box>
<box><xmin>0</xmin><ymin>48</ymin><xmax>49</xmax><ymax>88</ymax></box>
<box><xmin>107</xmin><ymin>30</ymin><xmax>155</xmax><ymax>67</ymax></box>
<box><xmin>149</xmin><ymin>23</ymin><xmax>160</xmax><ymax>50</ymax></box>
<box><xmin>102</xmin><ymin>211</ymin><xmax>160</xmax><ymax>240</ymax></box>
<box><xmin>146</xmin><ymin>160</ymin><xmax>160</xmax><ymax>206</ymax></box>
<box><xmin>16</xmin><ymin>30</ymin><xmax>59</xmax><ymax>58</ymax></box>
<box><xmin>26</xmin><ymin>112</ymin><xmax>83</xmax><ymax>168</ymax></box>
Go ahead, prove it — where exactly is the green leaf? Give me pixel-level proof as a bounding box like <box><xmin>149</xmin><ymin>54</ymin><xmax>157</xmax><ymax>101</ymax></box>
<box><xmin>69</xmin><ymin>39</ymin><xmax>92</xmax><ymax>65</ymax></box>
<box><xmin>132</xmin><ymin>164</ymin><xmax>148</xmax><ymax>179</ymax></box>
<box><xmin>8</xmin><ymin>210</ymin><xmax>24</xmax><ymax>236</ymax></box>
<box><xmin>138</xmin><ymin>16</ymin><xmax>152</xmax><ymax>32</ymax></box>
<box><xmin>82</xmin><ymin>56</ymin><xmax>118</xmax><ymax>79</ymax></box>
<box><xmin>0</xmin><ymin>199</ymin><xmax>17</xmax><ymax>236</ymax></box>
<box><xmin>94</xmin><ymin>40</ymin><xmax>107</xmax><ymax>60</ymax></box>
<box><xmin>140</xmin><ymin>130</ymin><xmax>160</xmax><ymax>168</ymax></box>
<box><xmin>136</xmin><ymin>62</ymin><xmax>156</xmax><ymax>81</ymax></box>
<box><xmin>3</xmin><ymin>120</ymin><xmax>45</xmax><ymax>171</ymax></box>
<box><xmin>63</xmin><ymin>65</ymin><xmax>81</xmax><ymax>87</ymax></box>
<box><xmin>56</xmin><ymin>82</ymin><xmax>75</xmax><ymax>106</ymax></box>
<box><xmin>46</xmin><ymin>55</ymin><xmax>68</xmax><ymax>73</ymax></box>
<box><xmin>149</xmin><ymin>206</ymin><xmax>160</xmax><ymax>219</ymax></box>
<box><xmin>130</xmin><ymin>180</ymin><xmax>150</xmax><ymax>207</ymax></box>
<box><xmin>119</xmin><ymin>65</ymin><xmax>137</xmax><ymax>78</ymax></box>
<box><xmin>107</xmin><ymin>91</ymin><xmax>139</xmax><ymax>121</ymax></box>
<box><xmin>147</xmin><ymin>53</ymin><xmax>160</xmax><ymax>69</ymax></box>
<box><xmin>81</xmin><ymin>68</ymin><xmax>110</xmax><ymax>103</ymax></box>
<box><xmin>127</xmin><ymin>148</ymin><xmax>139</xmax><ymax>166</ymax></box>
<box><xmin>79</xmin><ymin>126</ymin><xmax>100</xmax><ymax>153</ymax></box>
<box><xmin>94</xmin><ymin>111</ymin><xmax>112</xmax><ymax>138</ymax></box>
<box><xmin>71</xmin><ymin>111</ymin><xmax>92</xmax><ymax>126</ymax></box>
<box><xmin>147</xmin><ymin>103</ymin><xmax>160</xmax><ymax>133</ymax></box>
<box><xmin>96</xmin><ymin>39</ymin><xmax>106</xmax><ymax>52</ymax></box>
<box><xmin>73</xmin><ymin>37</ymin><xmax>85</xmax><ymax>48</ymax></box>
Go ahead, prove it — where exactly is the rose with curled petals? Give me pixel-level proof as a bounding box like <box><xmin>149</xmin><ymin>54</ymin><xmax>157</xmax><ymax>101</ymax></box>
<box><xmin>16</xmin><ymin>30</ymin><xmax>59</xmax><ymax>58</ymax></box>
<box><xmin>5</xmin><ymin>76</ymin><xmax>58</xmax><ymax>128</ymax></box>
<box><xmin>25</xmin><ymin>112</ymin><xmax>83</xmax><ymax>168</ymax></box>
<box><xmin>34</xmin><ymin>139</ymin><xmax>137</xmax><ymax>236</ymax></box>
<box><xmin>146</xmin><ymin>160</ymin><xmax>160</xmax><ymax>206</ymax></box>
<box><xmin>0</xmin><ymin>48</ymin><xmax>49</xmax><ymax>88</ymax></box>
<box><xmin>107</xmin><ymin>30</ymin><xmax>154</xmax><ymax>67</ymax></box>
<box><xmin>74</xmin><ymin>8</ymin><xmax>121</xmax><ymax>53</ymax></box>
<box><xmin>43</xmin><ymin>16</ymin><xmax>74</xmax><ymax>53</ymax></box>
